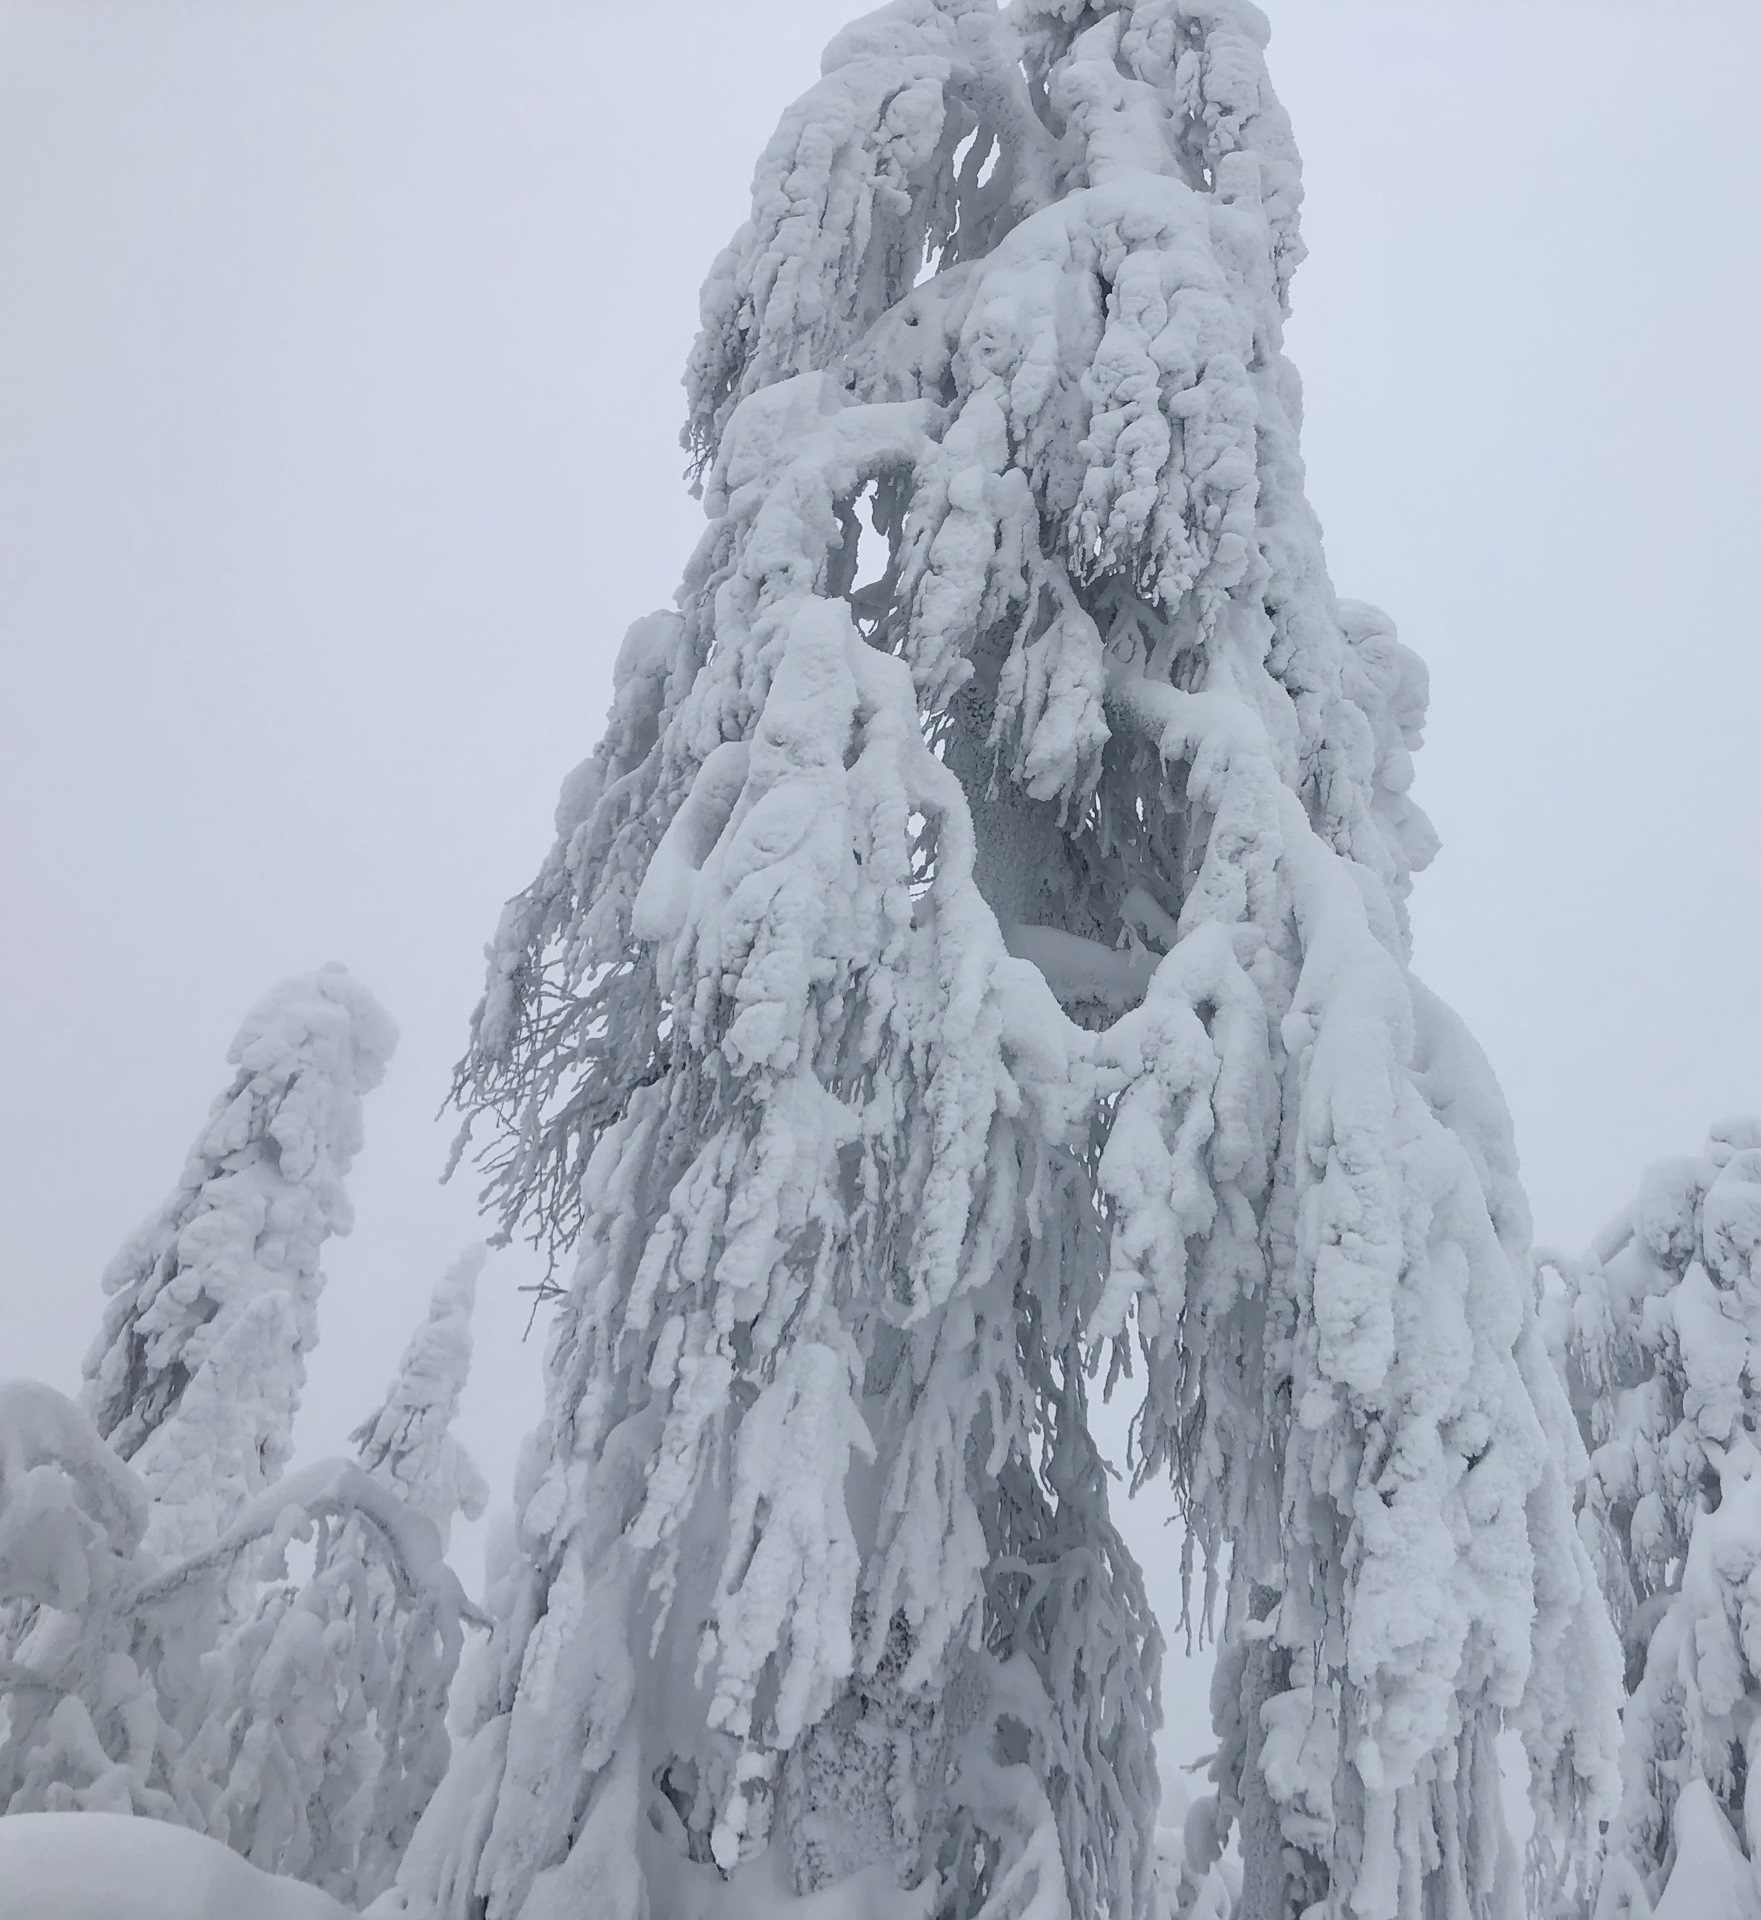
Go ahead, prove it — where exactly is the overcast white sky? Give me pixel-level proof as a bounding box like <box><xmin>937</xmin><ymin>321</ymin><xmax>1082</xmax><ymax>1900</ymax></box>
<box><xmin>3</xmin><ymin>0</ymin><xmax>1758</xmax><ymax>1770</ymax></box>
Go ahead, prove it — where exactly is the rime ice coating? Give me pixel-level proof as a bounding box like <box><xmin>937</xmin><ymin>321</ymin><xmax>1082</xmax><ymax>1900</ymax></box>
<box><xmin>441</xmin><ymin>4</ymin><xmax>1618</xmax><ymax>1917</ymax></box>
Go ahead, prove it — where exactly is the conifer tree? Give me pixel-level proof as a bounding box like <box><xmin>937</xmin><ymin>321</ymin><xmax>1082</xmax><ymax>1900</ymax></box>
<box><xmin>2</xmin><ymin>1346</ymin><xmax>479</xmax><ymax>1902</ymax></box>
<box><xmin>4</xmin><ymin>976</ymin><xmax>495</xmax><ymax>1909</ymax></box>
<box><xmin>157</xmin><ymin>1248</ymin><xmax>491</xmax><ymax>1906</ymax></box>
<box><xmin>152</xmin><ymin>1251</ymin><xmax>486</xmax><ymax>1904</ymax></box>
<box><xmin>435</xmin><ymin>5</ymin><xmax>1620</xmax><ymax>1916</ymax></box>
<box><xmin>82</xmin><ymin>965</ymin><xmax>397</xmax><ymax>1560</ymax></box>
<box><xmin>162</xmin><ymin>1458</ymin><xmax>478</xmax><ymax>1907</ymax></box>
<box><xmin>1545</xmin><ymin>1118</ymin><xmax>1761</xmax><ymax>1917</ymax></box>
<box><xmin>0</xmin><ymin>1389</ymin><xmax>478</xmax><ymax>1898</ymax></box>
<box><xmin>255</xmin><ymin>1243</ymin><xmax>493</xmax><ymax>1904</ymax></box>
<box><xmin>352</xmin><ymin>1246</ymin><xmax>490</xmax><ymax>1555</ymax></box>
<box><xmin>0</xmin><ymin>1381</ymin><xmax>185</xmax><ymax>1822</ymax></box>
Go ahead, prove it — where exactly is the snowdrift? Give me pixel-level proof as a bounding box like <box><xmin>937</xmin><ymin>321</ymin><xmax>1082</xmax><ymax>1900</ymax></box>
<box><xmin>0</xmin><ymin>1812</ymin><xmax>414</xmax><ymax>1920</ymax></box>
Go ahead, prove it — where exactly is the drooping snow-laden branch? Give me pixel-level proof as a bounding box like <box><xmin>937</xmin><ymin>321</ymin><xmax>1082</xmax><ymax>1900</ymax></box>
<box><xmin>436</xmin><ymin>5</ymin><xmax>1620</xmax><ymax>1919</ymax></box>
<box><xmin>130</xmin><ymin>1458</ymin><xmax>483</xmax><ymax>1632</ymax></box>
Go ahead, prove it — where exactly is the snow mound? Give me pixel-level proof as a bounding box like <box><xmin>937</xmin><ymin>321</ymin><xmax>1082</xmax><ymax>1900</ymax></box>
<box><xmin>1652</xmin><ymin>1781</ymin><xmax>1761</xmax><ymax>1920</ymax></box>
<box><xmin>0</xmin><ymin>1810</ymin><xmax>393</xmax><ymax>1920</ymax></box>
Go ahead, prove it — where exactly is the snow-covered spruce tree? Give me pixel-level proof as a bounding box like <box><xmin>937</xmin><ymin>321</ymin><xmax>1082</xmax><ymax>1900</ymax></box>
<box><xmin>273</xmin><ymin>1243</ymin><xmax>492</xmax><ymax>1905</ymax></box>
<box><xmin>435</xmin><ymin>5</ymin><xmax>1618</xmax><ymax>1917</ymax></box>
<box><xmin>143</xmin><ymin>1252</ymin><xmax>489</xmax><ymax>1906</ymax></box>
<box><xmin>152</xmin><ymin>1458</ymin><xmax>479</xmax><ymax>1907</ymax></box>
<box><xmin>1150</xmin><ymin>1778</ymin><xmax>1239</xmax><ymax>1920</ymax></box>
<box><xmin>0</xmin><ymin>1381</ymin><xmax>188</xmax><ymax>1822</ymax></box>
<box><xmin>352</xmin><ymin>1245</ymin><xmax>490</xmax><ymax>1556</ymax></box>
<box><xmin>82</xmin><ymin>965</ymin><xmax>397</xmax><ymax>1561</ymax></box>
<box><xmin>1544</xmin><ymin>1119</ymin><xmax>1761</xmax><ymax>1915</ymax></box>
<box><xmin>3</xmin><ymin>1275</ymin><xmax>480</xmax><ymax>1903</ymax></box>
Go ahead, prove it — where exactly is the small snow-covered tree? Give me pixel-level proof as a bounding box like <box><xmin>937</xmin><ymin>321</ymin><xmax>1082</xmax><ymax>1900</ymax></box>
<box><xmin>1150</xmin><ymin>1777</ymin><xmax>1239</xmax><ymax>1920</ymax></box>
<box><xmin>142</xmin><ymin>1459</ymin><xmax>478</xmax><ymax>1906</ymax></box>
<box><xmin>0</xmin><ymin>1381</ymin><xmax>186</xmax><ymax>1823</ymax></box>
<box><xmin>351</xmin><ymin>1245</ymin><xmax>490</xmax><ymax>1555</ymax></box>
<box><xmin>276</xmin><ymin>1244</ymin><xmax>492</xmax><ymax>1903</ymax></box>
<box><xmin>2</xmin><ymin>1366</ymin><xmax>478</xmax><ymax>1904</ymax></box>
<box><xmin>83</xmin><ymin>965</ymin><xmax>397</xmax><ymax>1560</ymax></box>
<box><xmin>6</xmin><ymin>989</ymin><xmax>491</xmax><ymax>1906</ymax></box>
<box><xmin>434</xmin><ymin>5</ymin><xmax>1619</xmax><ymax>1918</ymax></box>
<box><xmin>1545</xmin><ymin>1118</ymin><xmax>1761</xmax><ymax>1914</ymax></box>
<box><xmin>158</xmin><ymin>1246</ymin><xmax>490</xmax><ymax>1908</ymax></box>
